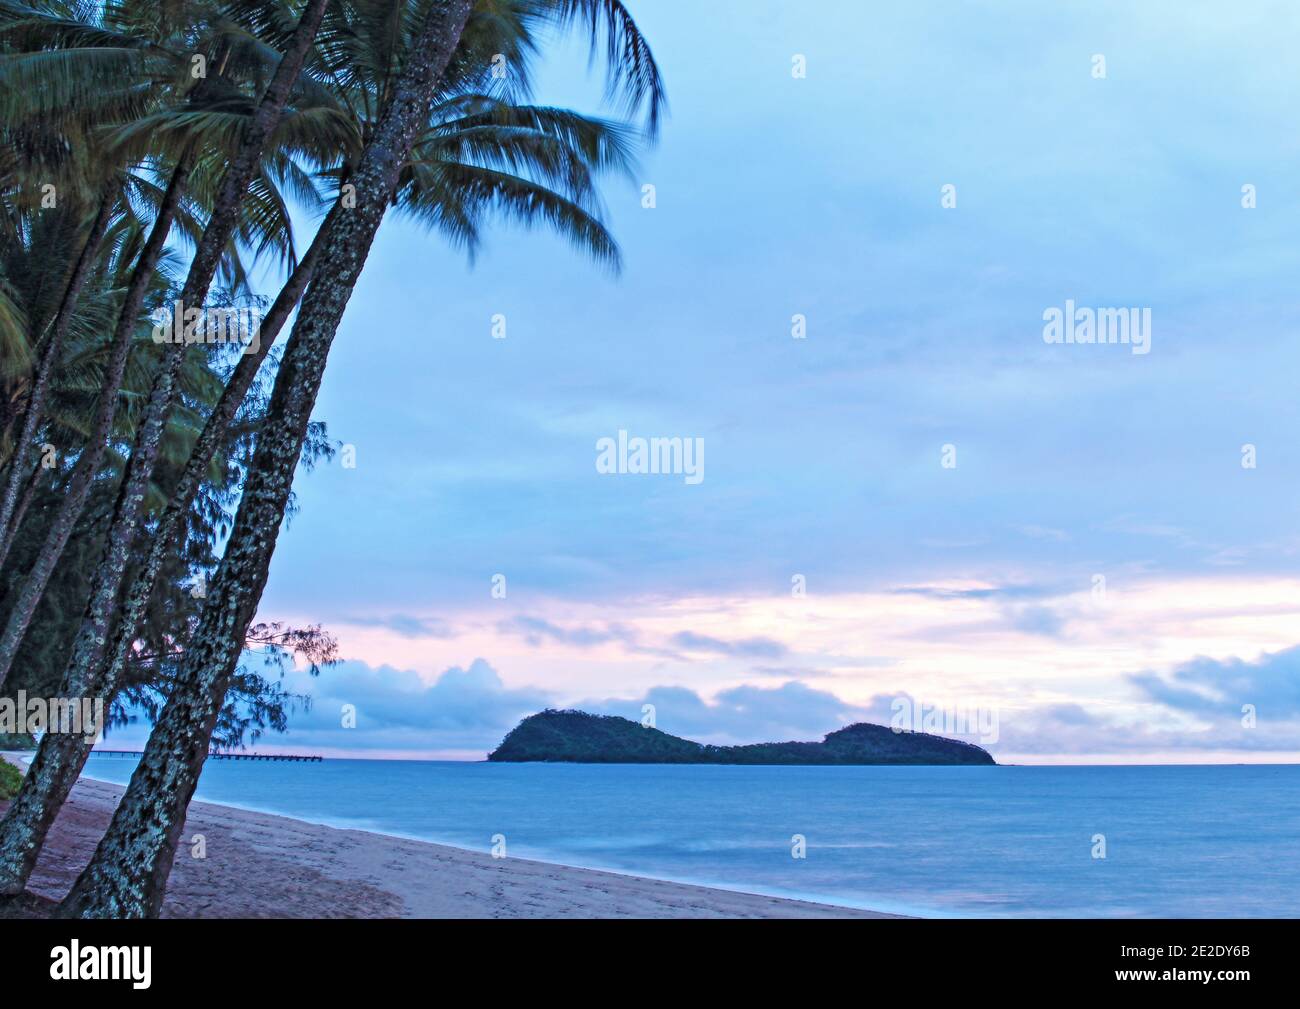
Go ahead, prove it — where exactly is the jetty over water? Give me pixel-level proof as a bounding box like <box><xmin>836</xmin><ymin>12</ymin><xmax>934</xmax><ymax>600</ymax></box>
<box><xmin>95</xmin><ymin>749</ymin><xmax>323</xmax><ymax>763</ymax></box>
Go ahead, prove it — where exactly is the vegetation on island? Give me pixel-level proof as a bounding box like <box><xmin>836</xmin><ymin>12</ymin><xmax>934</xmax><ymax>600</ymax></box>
<box><xmin>489</xmin><ymin>709</ymin><xmax>997</xmax><ymax>765</ymax></box>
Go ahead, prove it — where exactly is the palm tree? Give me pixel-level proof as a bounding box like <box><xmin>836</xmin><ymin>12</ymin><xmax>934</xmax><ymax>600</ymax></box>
<box><xmin>58</xmin><ymin>0</ymin><xmax>663</xmax><ymax>918</ymax></box>
<box><xmin>74</xmin><ymin>0</ymin><xmax>650</xmax><ymax>726</ymax></box>
<box><xmin>0</xmin><ymin>0</ymin><xmax>652</xmax><ymax>903</ymax></box>
<box><xmin>0</xmin><ymin>0</ymin><xmax>340</xmax><ymax>898</ymax></box>
<box><xmin>0</xmin><ymin>0</ymin><xmax>218</xmax><ymax>555</ymax></box>
<box><xmin>0</xmin><ymin>1</ymin><xmax>239</xmax><ymax>683</ymax></box>
<box><xmin>0</xmin><ymin>0</ymin><xmax>339</xmax><ymax>687</ymax></box>
<box><xmin>38</xmin><ymin>0</ymin><xmax>330</xmax><ymax>707</ymax></box>
<box><xmin>0</xmin><ymin>196</ymin><xmax>113</xmax><ymax>550</ymax></box>
<box><xmin>57</xmin><ymin>2</ymin><xmax>477</xmax><ymax>917</ymax></box>
<box><xmin>91</xmin><ymin>95</ymin><xmax>637</xmax><ymax>748</ymax></box>
<box><xmin>0</xmin><ymin>223</ymin><xmax>328</xmax><ymax>898</ymax></box>
<box><xmin>0</xmin><ymin>0</ymin><xmax>330</xmax><ymax>893</ymax></box>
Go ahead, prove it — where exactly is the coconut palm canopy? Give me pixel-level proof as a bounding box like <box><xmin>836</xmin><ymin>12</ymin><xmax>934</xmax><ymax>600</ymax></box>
<box><xmin>0</xmin><ymin>0</ymin><xmax>665</xmax><ymax>916</ymax></box>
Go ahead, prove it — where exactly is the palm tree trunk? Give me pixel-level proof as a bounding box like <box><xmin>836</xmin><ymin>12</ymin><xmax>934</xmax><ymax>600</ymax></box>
<box><xmin>101</xmin><ymin>210</ymin><xmax>330</xmax><ymax>680</ymax></box>
<box><xmin>0</xmin><ymin>452</ymin><xmax>51</xmax><ymax>568</ymax></box>
<box><xmin>0</xmin><ymin>20</ymin><xmax>248</xmax><ymax>686</ymax></box>
<box><xmin>57</xmin><ymin>0</ymin><xmax>475</xmax><ymax>919</ymax></box>
<box><xmin>42</xmin><ymin>0</ymin><xmax>330</xmax><ymax>709</ymax></box>
<box><xmin>0</xmin><ymin>0</ymin><xmax>331</xmax><ymax>898</ymax></box>
<box><xmin>0</xmin><ymin>720</ymin><xmax>107</xmax><ymax>896</ymax></box>
<box><xmin>0</xmin><ymin>193</ymin><xmax>115</xmax><ymax>567</ymax></box>
<box><xmin>0</xmin><ymin>154</ymin><xmax>194</xmax><ymax>691</ymax></box>
<box><xmin>0</xmin><ymin>225</ymin><xmax>325</xmax><ymax>898</ymax></box>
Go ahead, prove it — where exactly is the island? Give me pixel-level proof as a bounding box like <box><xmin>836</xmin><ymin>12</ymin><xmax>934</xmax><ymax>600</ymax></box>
<box><xmin>488</xmin><ymin>709</ymin><xmax>996</xmax><ymax>765</ymax></box>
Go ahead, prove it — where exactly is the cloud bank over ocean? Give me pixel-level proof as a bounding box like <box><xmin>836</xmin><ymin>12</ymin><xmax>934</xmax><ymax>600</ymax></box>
<box><xmin>196</xmin><ymin>0</ymin><xmax>1300</xmax><ymax>765</ymax></box>
<box><xmin>100</xmin><ymin>630</ymin><xmax>1298</xmax><ymax>762</ymax></box>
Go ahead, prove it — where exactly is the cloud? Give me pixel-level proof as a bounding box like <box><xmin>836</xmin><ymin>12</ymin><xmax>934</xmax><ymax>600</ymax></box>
<box><xmin>498</xmin><ymin>615</ymin><xmax>636</xmax><ymax>648</ymax></box>
<box><xmin>890</xmin><ymin>583</ymin><xmax>1056</xmax><ymax>602</ymax></box>
<box><xmin>496</xmin><ymin>615</ymin><xmax>681</xmax><ymax>658</ymax></box>
<box><xmin>576</xmin><ymin>681</ymin><xmax>867</xmax><ymax>746</ymax></box>
<box><xmin>751</xmin><ymin>664</ymin><xmax>842</xmax><ymax>679</ymax></box>
<box><xmin>197</xmin><ymin>640</ymin><xmax>1300</xmax><ymax>760</ymax></box>
<box><xmin>1006</xmin><ymin>605</ymin><xmax>1066</xmax><ymax>638</ymax></box>
<box><xmin>277</xmin><ymin>657</ymin><xmax>550</xmax><ymax>753</ymax></box>
<box><xmin>990</xmin><ymin>645</ymin><xmax>1300</xmax><ymax>754</ymax></box>
<box><xmin>889</xmin><ymin>584</ymin><xmax>1070</xmax><ymax>638</ymax></box>
<box><xmin>668</xmin><ymin>630</ymin><xmax>787</xmax><ymax>659</ymax></box>
<box><xmin>1132</xmin><ymin>646</ymin><xmax>1300</xmax><ymax>719</ymax></box>
<box><xmin>343</xmin><ymin>614</ymin><xmax>455</xmax><ymax>639</ymax></box>
<box><xmin>497</xmin><ymin>616</ymin><xmax>788</xmax><ymax>661</ymax></box>
<box><xmin>989</xmin><ymin>703</ymin><xmax>1118</xmax><ymax>755</ymax></box>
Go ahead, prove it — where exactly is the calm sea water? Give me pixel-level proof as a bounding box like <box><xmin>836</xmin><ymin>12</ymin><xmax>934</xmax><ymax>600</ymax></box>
<box><xmin>81</xmin><ymin>757</ymin><xmax>1300</xmax><ymax>917</ymax></box>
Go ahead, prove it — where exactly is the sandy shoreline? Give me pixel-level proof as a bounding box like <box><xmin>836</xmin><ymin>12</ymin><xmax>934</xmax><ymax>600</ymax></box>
<box><xmin>0</xmin><ymin>756</ymin><xmax>898</xmax><ymax>918</ymax></box>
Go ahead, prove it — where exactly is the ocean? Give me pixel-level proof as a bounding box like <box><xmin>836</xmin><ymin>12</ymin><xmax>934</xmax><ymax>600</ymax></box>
<box><xmin>82</xmin><ymin>756</ymin><xmax>1300</xmax><ymax>917</ymax></box>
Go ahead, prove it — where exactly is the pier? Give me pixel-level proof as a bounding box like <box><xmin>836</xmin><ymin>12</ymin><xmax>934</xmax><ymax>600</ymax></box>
<box><xmin>95</xmin><ymin>750</ymin><xmax>322</xmax><ymax>763</ymax></box>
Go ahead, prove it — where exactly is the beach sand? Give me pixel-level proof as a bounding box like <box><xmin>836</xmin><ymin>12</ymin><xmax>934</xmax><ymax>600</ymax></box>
<box><xmin>0</xmin><ymin>757</ymin><xmax>896</xmax><ymax>918</ymax></box>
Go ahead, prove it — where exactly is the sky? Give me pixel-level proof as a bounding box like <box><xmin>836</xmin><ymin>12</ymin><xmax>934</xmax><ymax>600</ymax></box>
<box><xmin>116</xmin><ymin>0</ymin><xmax>1300</xmax><ymax>762</ymax></box>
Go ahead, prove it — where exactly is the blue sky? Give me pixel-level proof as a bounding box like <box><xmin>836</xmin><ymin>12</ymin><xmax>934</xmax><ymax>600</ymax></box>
<box><xmin>115</xmin><ymin>1</ymin><xmax>1300</xmax><ymax>761</ymax></box>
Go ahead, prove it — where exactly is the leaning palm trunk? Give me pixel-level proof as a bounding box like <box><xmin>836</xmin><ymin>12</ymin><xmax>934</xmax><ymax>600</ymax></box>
<box><xmin>0</xmin><ymin>227</ymin><xmax>325</xmax><ymax>898</ymax></box>
<box><xmin>98</xmin><ymin>210</ymin><xmax>330</xmax><ymax>684</ymax></box>
<box><xmin>0</xmin><ymin>193</ymin><xmax>116</xmax><ymax>565</ymax></box>
<box><xmin>45</xmin><ymin>0</ymin><xmax>330</xmax><ymax>725</ymax></box>
<box><xmin>0</xmin><ymin>156</ymin><xmax>194</xmax><ymax>690</ymax></box>
<box><xmin>2</xmin><ymin>463</ymin><xmax>48</xmax><ymax>554</ymax></box>
<box><xmin>0</xmin><ymin>0</ymin><xmax>330</xmax><ymax>897</ymax></box>
<box><xmin>0</xmin><ymin>727</ymin><xmax>99</xmax><ymax>898</ymax></box>
<box><xmin>58</xmin><ymin>0</ymin><xmax>475</xmax><ymax>919</ymax></box>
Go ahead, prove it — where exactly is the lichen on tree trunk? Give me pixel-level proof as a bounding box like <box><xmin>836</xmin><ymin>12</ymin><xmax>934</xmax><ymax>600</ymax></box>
<box><xmin>58</xmin><ymin>0</ymin><xmax>475</xmax><ymax>920</ymax></box>
<box><xmin>0</xmin><ymin>0</ymin><xmax>333</xmax><ymax>903</ymax></box>
<box><xmin>0</xmin><ymin>723</ymin><xmax>107</xmax><ymax>895</ymax></box>
<box><xmin>0</xmin><ymin>231</ymin><xmax>324</xmax><ymax>899</ymax></box>
<box><xmin>49</xmin><ymin>0</ymin><xmax>331</xmax><ymax>730</ymax></box>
